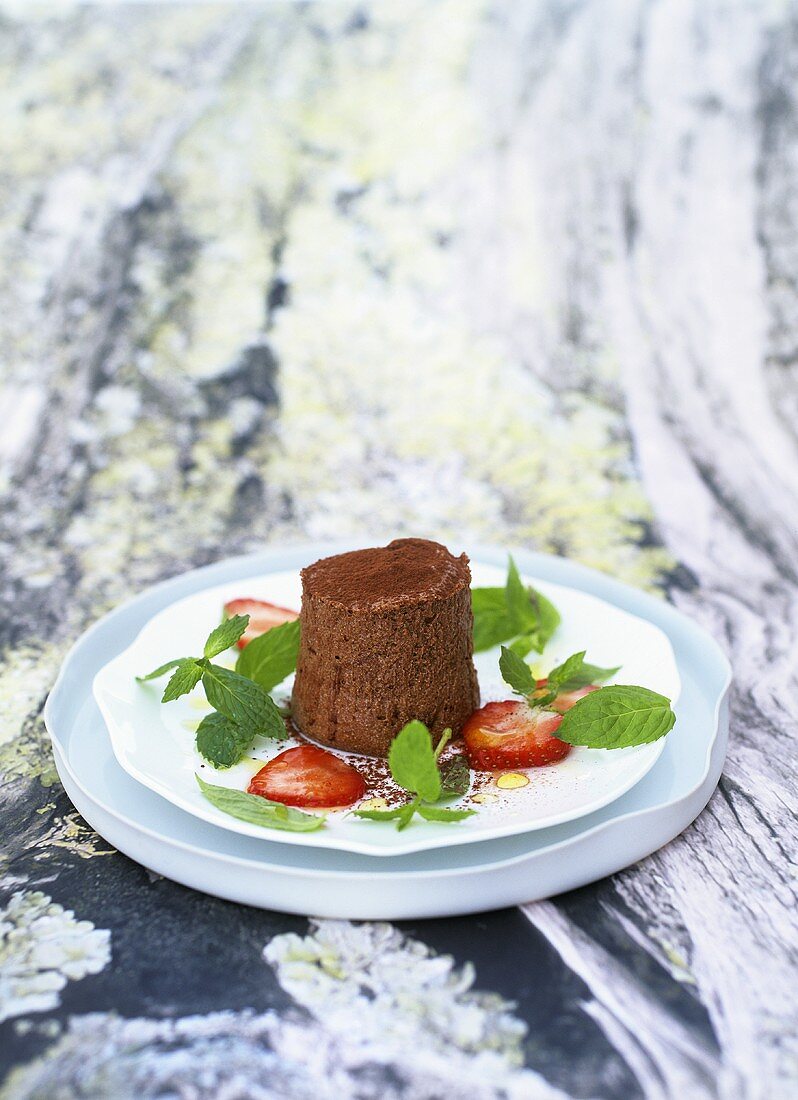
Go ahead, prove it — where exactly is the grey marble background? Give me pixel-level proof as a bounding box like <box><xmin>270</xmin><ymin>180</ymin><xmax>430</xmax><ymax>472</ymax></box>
<box><xmin>0</xmin><ymin>3</ymin><xmax>796</xmax><ymax>1098</ymax></box>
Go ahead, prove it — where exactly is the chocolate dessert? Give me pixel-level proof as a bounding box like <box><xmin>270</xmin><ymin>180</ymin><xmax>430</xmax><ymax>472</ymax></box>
<box><xmin>291</xmin><ymin>538</ymin><xmax>480</xmax><ymax>757</ymax></box>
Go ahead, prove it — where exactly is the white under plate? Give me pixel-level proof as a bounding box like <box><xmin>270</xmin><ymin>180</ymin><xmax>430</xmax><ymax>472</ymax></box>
<box><xmin>92</xmin><ymin>555</ymin><xmax>680</xmax><ymax>856</ymax></box>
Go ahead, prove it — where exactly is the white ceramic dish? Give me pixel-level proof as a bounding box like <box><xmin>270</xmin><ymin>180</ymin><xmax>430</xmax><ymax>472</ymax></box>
<box><xmin>92</xmin><ymin>556</ymin><xmax>680</xmax><ymax>856</ymax></box>
<box><xmin>46</xmin><ymin>542</ymin><xmax>730</xmax><ymax>918</ymax></box>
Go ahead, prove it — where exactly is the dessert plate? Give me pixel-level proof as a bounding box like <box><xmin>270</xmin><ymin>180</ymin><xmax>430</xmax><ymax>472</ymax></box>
<box><xmin>45</xmin><ymin>542</ymin><xmax>731</xmax><ymax>918</ymax></box>
<box><xmin>92</xmin><ymin>554</ymin><xmax>680</xmax><ymax>856</ymax></box>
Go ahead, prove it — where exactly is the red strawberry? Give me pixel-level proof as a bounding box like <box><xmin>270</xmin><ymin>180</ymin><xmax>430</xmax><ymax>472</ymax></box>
<box><xmin>535</xmin><ymin>678</ymin><xmax>600</xmax><ymax>714</ymax></box>
<box><xmin>549</xmin><ymin>685</ymin><xmax>599</xmax><ymax>713</ymax></box>
<box><xmin>248</xmin><ymin>745</ymin><xmax>367</xmax><ymax>808</ymax></box>
<box><xmin>223</xmin><ymin>598</ymin><xmax>299</xmax><ymax>649</ymax></box>
<box><xmin>462</xmin><ymin>700</ymin><xmax>571</xmax><ymax>770</ymax></box>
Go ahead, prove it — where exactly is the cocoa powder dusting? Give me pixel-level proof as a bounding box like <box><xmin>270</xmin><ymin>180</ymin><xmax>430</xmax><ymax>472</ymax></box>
<box><xmin>300</xmin><ymin>538</ymin><xmax>470</xmax><ymax>611</ymax></box>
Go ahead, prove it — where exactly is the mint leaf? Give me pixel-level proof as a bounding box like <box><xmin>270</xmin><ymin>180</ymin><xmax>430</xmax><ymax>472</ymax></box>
<box><xmin>356</xmin><ymin>799</ymin><xmax>473</xmax><ymax>828</ymax></box>
<box><xmin>440</xmin><ymin>754</ymin><xmax>471</xmax><ymax>797</ymax></box>
<box><xmin>505</xmin><ymin>556</ymin><xmax>538</xmax><ymax>634</ymax></box>
<box><xmin>195</xmin><ymin>712</ymin><xmax>254</xmax><ymax>768</ymax></box>
<box><xmin>547</xmin><ymin>651</ymin><xmax>587</xmax><ymax>688</ymax></box>
<box><xmin>417</xmin><ymin>804</ymin><xmax>476</xmax><ymax>823</ymax></box>
<box><xmin>395</xmin><ymin>799</ymin><xmax>421</xmax><ymax>831</ymax></box>
<box><xmin>472</xmin><ymin>558</ymin><xmax>560</xmax><ymax>655</ymax></box>
<box><xmin>196</xmin><ymin>775</ymin><xmax>324</xmax><ymax>832</ymax></box>
<box><xmin>499</xmin><ymin>645</ymin><xmax>537</xmax><ymax>696</ymax></box>
<box><xmin>354</xmin><ymin>800</ymin><xmax>420</xmax><ymax>831</ymax></box>
<box><xmin>236</xmin><ymin>619</ymin><xmax>300</xmax><ymax>692</ymax></box>
<box><xmin>354</xmin><ymin>807</ymin><xmax>408</xmax><ymax>822</ymax></box>
<box><xmin>508</xmin><ymin>634</ymin><xmax>535</xmax><ymax>659</ymax></box>
<box><xmin>137</xmin><ymin>659</ymin><xmax>184</xmax><ymax>682</ymax></box>
<box><xmin>564</xmin><ymin>661</ymin><xmax>620</xmax><ymax>689</ymax></box>
<box><xmin>546</xmin><ymin>651</ymin><xmax>619</xmax><ymax>691</ymax></box>
<box><xmin>388</xmin><ymin>721</ymin><xmax>441</xmax><ymax>802</ymax></box>
<box><xmin>359</xmin><ymin>722</ymin><xmax>475</xmax><ymax>831</ymax></box>
<box><xmin>201</xmin><ymin>664</ymin><xmax>286</xmax><ymax>739</ymax></box>
<box><xmin>556</xmin><ymin>685</ymin><xmax>675</xmax><ymax>748</ymax></box>
<box><xmin>528</xmin><ymin>587</ymin><xmax>560</xmax><ymax>651</ymax></box>
<box><xmin>204</xmin><ymin>614</ymin><xmax>249</xmax><ymax>658</ymax></box>
<box><xmin>162</xmin><ymin>659</ymin><xmax>203</xmax><ymax>702</ymax></box>
<box><xmin>471</xmin><ymin>587</ymin><xmax>514</xmax><ymax>652</ymax></box>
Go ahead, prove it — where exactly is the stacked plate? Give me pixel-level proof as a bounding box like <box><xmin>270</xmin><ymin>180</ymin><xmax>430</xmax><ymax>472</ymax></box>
<box><xmin>45</xmin><ymin>542</ymin><xmax>731</xmax><ymax>919</ymax></box>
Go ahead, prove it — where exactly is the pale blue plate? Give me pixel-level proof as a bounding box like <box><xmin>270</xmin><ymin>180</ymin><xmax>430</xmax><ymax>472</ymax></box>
<box><xmin>45</xmin><ymin>542</ymin><xmax>731</xmax><ymax>918</ymax></box>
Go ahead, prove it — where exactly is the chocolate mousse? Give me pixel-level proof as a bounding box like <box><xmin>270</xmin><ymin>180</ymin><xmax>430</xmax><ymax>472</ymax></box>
<box><xmin>291</xmin><ymin>538</ymin><xmax>480</xmax><ymax>757</ymax></box>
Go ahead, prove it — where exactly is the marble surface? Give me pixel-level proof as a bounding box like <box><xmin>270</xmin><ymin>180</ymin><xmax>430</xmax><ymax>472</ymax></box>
<box><xmin>0</xmin><ymin>3</ymin><xmax>796</xmax><ymax>1097</ymax></box>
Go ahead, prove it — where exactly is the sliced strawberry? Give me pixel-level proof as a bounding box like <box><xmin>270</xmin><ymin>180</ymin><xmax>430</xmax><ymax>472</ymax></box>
<box><xmin>462</xmin><ymin>700</ymin><xmax>571</xmax><ymax>770</ymax></box>
<box><xmin>549</xmin><ymin>684</ymin><xmax>599</xmax><ymax>713</ymax></box>
<box><xmin>223</xmin><ymin>598</ymin><xmax>299</xmax><ymax>649</ymax></box>
<box><xmin>248</xmin><ymin>745</ymin><xmax>367</xmax><ymax>808</ymax></box>
<box><xmin>535</xmin><ymin>678</ymin><xmax>600</xmax><ymax>714</ymax></box>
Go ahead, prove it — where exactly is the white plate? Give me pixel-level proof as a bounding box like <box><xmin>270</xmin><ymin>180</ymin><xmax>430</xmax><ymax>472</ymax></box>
<box><xmin>92</xmin><ymin>556</ymin><xmax>680</xmax><ymax>856</ymax></box>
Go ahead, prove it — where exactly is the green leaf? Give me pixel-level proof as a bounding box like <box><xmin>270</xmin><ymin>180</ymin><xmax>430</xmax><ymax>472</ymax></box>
<box><xmin>547</xmin><ymin>651</ymin><xmax>588</xmax><ymax>689</ymax></box>
<box><xmin>433</xmin><ymin>728</ymin><xmax>453</xmax><ymax>759</ymax></box>
<box><xmin>417</xmin><ymin>804</ymin><xmax>476</xmax><ymax>823</ymax></box>
<box><xmin>472</xmin><ymin>558</ymin><xmax>560</xmax><ymax>655</ymax></box>
<box><xmin>201</xmin><ymin>664</ymin><xmax>286</xmax><ymax>739</ymax></box>
<box><xmin>235</xmin><ymin>619</ymin><xmax>301</xmax><ymax>692</ymax></box>
<box><xmin>562</xmin><ymin>660</ymin><xmax>620</xmax><ymax>690</ymax></box>
<box><xmin>354</xmin><ymin>807</ymin><xmax>408</xmax><ymax>822</ymax></box>
<box><xmin>162</xmin><ymin>659</ymin><xmax>203</xmax><ymax>702</ymax></box>
<box><xmin>388</xmin><ymin>721</ymin><xmax>441</xmax><ymax>802</ymax></box>
<box><xmin>556</xmin><ymin>685</ymin><xmax>676</xmax><ymax>748</ymax></box>
<box><xmin>546</xmin><ymin>651</ymin><xmax>620</xmax><ymax>691</ymax></box>
<box><xmin>505</xmin><ymin>556</ymin><xmax>538</xmax><ymax>634</ymax></box>
<box><xmin>499</xmin><ymin>645</ymin><xmax>537</xmax><ymax>696</ymax></box>
<box><xmin>471</xmin><ymin>587</ymin><xmax>515</xmax><ymax>652</ymax></box>
<box><xmin>356</xmin><ymin>801</ymin><xmax>420</xmax><ymax>829</ymax></box>
<box><xmin>137</xmin><ymin>659</ymin><xmax>184</xmax><ymax>683</ymax></box>
<box><xmin>196</xmin><ymin>775</ymin><xmax>324</xmax><ymax>832</ymax></box>
<box><xmin>508</xmin><ymin>634</ymin><xmax>535</xmax><ymax>659</ymax></box>
<box><xmin>528</xmin><ymin>586</ymin><xmax>560</xmax><ymax>651</ymax></box>
<box><xmin>440</xmin><ymin>754</ymin><xmax>471</xmax><ymax>797</ymax></box>
<box><xmin>395</xmin><ymin>799</ymin><xmax>421</xmax><ymax>831</ymax></box>
<box><xmin>195</xmin><ymin>712</ymin><xmax>254</xmax><ymax>769</ymax></box>
<box><xmin>204</xmin><ymin>614</ymin><xmax>249</xmax><ymax>658</ymax></box>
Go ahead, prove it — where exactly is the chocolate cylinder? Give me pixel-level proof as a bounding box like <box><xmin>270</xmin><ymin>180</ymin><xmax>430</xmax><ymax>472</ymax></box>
<box><xmin>291</xmin><ymin>539</ymin><xmax>480</xmax><ymax>757</ymax></box>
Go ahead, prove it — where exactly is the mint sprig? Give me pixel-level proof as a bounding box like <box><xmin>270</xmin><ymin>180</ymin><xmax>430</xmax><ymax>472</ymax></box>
<box><xmin>498</xmin><ymin>647</ymin><xmax>674</xmax><ymax>749</ymax></box>
<box><xmin>137</xmin><ymin>614</ymin><xmax>250</xmax><ymax>693</ymax></box>
<box><xmin>499</xmin><ymin>647</ymin><xmax>619</xmax><ymax>705</ymax></box>
<box><xmin>137</xmin><ymin>615</ymin><xmax>286</xmax><ymax>769</ymax></box>
<box><xmin>472</xmin><ymin>556</ymin><xmax>560</xmax><ymax>654</ymax></box>
<box><xmin>355</xmin><ymin>721</ymin><xmax>475</xmax><ymax>830</ymax></box>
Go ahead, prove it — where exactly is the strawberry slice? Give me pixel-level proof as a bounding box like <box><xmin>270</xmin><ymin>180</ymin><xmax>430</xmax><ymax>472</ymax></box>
<box><xmin>462</xmin><ymin>700</ymin><xmax>571</xmax><ymax>770</ymax></box>
<box><xmin>223</xmin><ymin>598</ymin><xmax>299</xmax><ymax>649</ymax></box>
<box><xmin>248</xmin><ymin>745</ymin><xmax>367</xmax><ymax>808</ymax></box>
<box><xmin>535</xmin><ymin>678</ymin><xmax>600</xmax><ymax>714</ymax></box>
